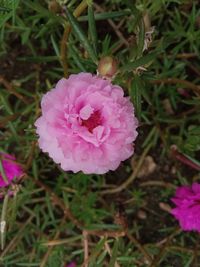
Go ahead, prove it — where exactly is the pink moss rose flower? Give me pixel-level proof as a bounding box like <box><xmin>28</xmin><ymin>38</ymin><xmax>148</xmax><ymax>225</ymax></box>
<box><xmin>171</xmin><ymin>183</ymin><xmax>200</xmax><ymax>232</ymax></box>
<box><xmin>35</xmin><ymin>73</ymin><xmax>138</xmax><ymax>174</ymax></box>
<box><xmin>0</xmin><ymin>153</ymin><xmax>23</xmax><ymax>188</ymax></box>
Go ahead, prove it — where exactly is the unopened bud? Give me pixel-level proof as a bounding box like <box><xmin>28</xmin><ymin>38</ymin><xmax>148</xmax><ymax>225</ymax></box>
<box><xmin>97</xmin><ymin>56</ymin><xmax>118</xmax><ymax>79</ymax></box>
<box><xmin>48</xmin><ymin>1</ymin><xmax>61</xmax><ymax>14</ymax></box>
<box><xmin>159</xmin><ymin>202</ymin><xmax>172</xmax><ymax>213</ymax></box>
<box><xmin>143</xmin><ymin>12</ymin><xmax>151</xmax><ymax>32</ymax></box>
<box><xmin>137</xmin><ymin>210</ymin><xmax>147</xmax><ymax>220</ymax></box>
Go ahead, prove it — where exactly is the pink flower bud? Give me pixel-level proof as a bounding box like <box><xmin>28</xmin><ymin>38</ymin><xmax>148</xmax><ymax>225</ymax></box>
<box><xmin>97</xmin><ymin>56</ymin><xmax>118</xmax><ymax>79</ymax></box>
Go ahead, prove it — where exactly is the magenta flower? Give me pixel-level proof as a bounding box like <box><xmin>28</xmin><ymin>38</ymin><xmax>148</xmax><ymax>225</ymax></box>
<box><xmin>35</xmin><ymin>73</ymin><xmax>138</xmax><ymax>174</ymax></box>
<box><xmin>171</xmin><ymin>183</ymin><xmax>200</xmax><ymax>232</ymax></box>
<box><xmin>65</xmin><ymin>262</ymin><xmax>76</xmax><ymax>267</ymax></box>
<box><xmin>0</xmin><ymin>153</ymin><xmax>23</xmax><ymax>188</ymax></box>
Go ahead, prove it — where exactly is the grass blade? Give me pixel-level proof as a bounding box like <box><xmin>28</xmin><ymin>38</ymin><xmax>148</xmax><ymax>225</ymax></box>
<box><xmin>0</xmin><ymin>6</ymin><xmax>11</xmax><ymax>12</ymax></box>
<box><xmin>1</xmin><ymin>194</ymin><xmax>9</xmax><ymax>250</ymax></box>
<box><xmin>88</xmin><ymin>237</ymin><xmax>106</xmax><ymax>264</ymax></box>
<box><xmin>108</xmin><ymin>240</ymin><xmax>119</xmax><ymax>267</ymax></box>
<box><xmin>88</xmin><ymin>4</ymin><xmax>98</xmax><ymax>55</ymax></box>
<box><xmin>130</xmin><ymin>75</ymin><xmax>142</xmax><ymax>119</ymax></box>
<box><xmin>136</xmin><ymin>18</ymin><xmax>145</xmax><ymax>58</ymax></box>
<box><xmin>79</xmin><ymin>10</ymin><xmax>131</xmax><ymax>21</ymax></box>
<box><xmin>65</xmin><ymin>7</ymin><xmax>98</xmax><ymax>64</ymax></box>
<box><xmin>0</xmin><ymin>159</ymin><xmax>8</xmax><ymax>184</ymax></box>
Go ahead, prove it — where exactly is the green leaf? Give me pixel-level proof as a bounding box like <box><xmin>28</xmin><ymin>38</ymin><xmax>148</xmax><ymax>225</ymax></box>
<box><xmin>136</xmin><ymin>18</ymin><xmax>145</xmax><ymax>58</ymax></box>
<box><xmin>142</xmin><ymin>126</ymin><xmax>159</xmax><ymax>148</ymax></box>
<box><xmin>88</xmin><ymin>4</ymin><xmax>98</xmax><ymax>55</ymax></box>
<box><xmin>8</xmin><ymin>193</ymin><xmax>18</xmax><ymax>230</ymax></box>
<box><xmin>0</xmin><ymin>93</ymin><xmax>13</xmax><ymax>115</ymax></box>
<box><xmin>0</xmin><ymin>194</ymin><xmax>9</xmax><ymax>250</ymax></box>
<box><xmin>18</xmin><ymin>56</ymin><xmax>58</xmax><ymax>63</ymax></box>
<box><xmin>108</xmin><ymin>240</ymin><xmax>119</xmax><ymax>267</ymax></box>
<box><xmin>0</xmin><ymin>158</ymin><xmax>8</xmax><ymax>184</ymax></box>
<box><xmin>130</xmin><ymin>75</ymin><xmax>142</xmax><ymax>119</ymax></box>
<box><xmin>51</xmin><ymin>34</ymin><xmax>60</xmax><ymax>57</ymax></box>
<box><xmin>181</xmin><ymin>152</ymin><xmax>200</xmax><ymax>169</ymax></box>
<box><xmin>121</xmin><ymin>52</ymin><xmax>157</xmax><ymax>72</ymax></box>
<box><xmin>69</xmin><ymin>45</ymin><xmax>87</xmax><ymax>71</ymax></box>
<box><xmin>141</xmin><ymin>81</ymin><xmax>152</xmax><ymax>106</ymax></box>
<box><xmin>89</xmin><ymin>237</ymin><xmax>107</xmax><ymax>265</ymax></box>
<box><xmin>23</xmin><ymin>1</ymin><xmax>60</xmax><ymax>20</ymax></box>
<box><xmin>183</xmin><ymin>126</ymin><xmax>200</xmax><ymax>153</ymax></box>
<box><xmin>0</xmin><ymin>6</ymin><xmax>11</xmax><ymax>12</ymax></box>
<box><xmin>65</xmin><ymin>7</ymin><xmax>98</xmax><ymax>64</ymax></box>
<box><xmin>125</xmin><ymin>3</ymin><xmax>141</xmax><ymax>32</ymax></box>
<box><xmin>0</xmin><ymin>0</ymin><xmax>20</xmax><ymax>28</ymax></box>
<box><xmin>79</xmin><ymin>10</ymin><xmax>131</xmax><ymax>21</ymax></box>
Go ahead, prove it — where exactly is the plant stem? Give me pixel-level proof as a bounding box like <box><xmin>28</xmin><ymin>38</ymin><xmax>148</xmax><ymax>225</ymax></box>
<box><xmin>60</xmin><ymin>0</ymin><xmax>88</xmax><ymax>77</ymax></box>
<box><xmin>150</xmin><ymin>78</ymin><xmax>200</xmax><ymax>95</ymax></box>
<box><xmin>101</xmin><ymin>142</ymin><xmax>152</xmax><ymax>195</ymax></box>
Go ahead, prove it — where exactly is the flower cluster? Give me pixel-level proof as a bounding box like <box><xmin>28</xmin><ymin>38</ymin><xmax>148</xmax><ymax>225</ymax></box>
<box><xmin>35</xmin><ymin>73</ymin><xmax>138</xmax><ymax>174</ymax></box>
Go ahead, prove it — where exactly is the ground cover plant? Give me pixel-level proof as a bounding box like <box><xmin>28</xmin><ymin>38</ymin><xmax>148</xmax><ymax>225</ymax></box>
<box><xmin>0</xmin><ymin>0</ymin><xmax>200</xmax><ymax>266</ymax></box>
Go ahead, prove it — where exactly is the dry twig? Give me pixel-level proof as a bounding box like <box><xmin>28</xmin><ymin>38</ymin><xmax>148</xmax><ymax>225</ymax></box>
<box><xmin>40</xmin><ymin>215</ymin><xmax>67</xmax><ymax>267</ymax></box>
<box><xmin>94</xmin><ymin>3</ymin><xmax>129</xmax><ymax>47</ymax></box>
<box><xmin>0</xmin><ymin>76</ymin><xmax>29</xmax><ymax>104</ymax></box>
<box><xmin>150</xmin><ymin>78</ymin><xmax>200</xmax><ymax>95</ymax></box>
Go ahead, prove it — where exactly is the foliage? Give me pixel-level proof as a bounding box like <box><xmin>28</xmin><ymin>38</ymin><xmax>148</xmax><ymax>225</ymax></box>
<box><xmin>0</xmin><ymin>0</ymin><xmax>200</xmax><ymax>266</ymax></box>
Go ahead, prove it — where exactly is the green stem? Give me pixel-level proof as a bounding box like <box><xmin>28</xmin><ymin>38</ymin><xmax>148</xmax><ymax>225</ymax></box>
<box><xmin>101</xmin><ymin>142</ymin><xmax>152</xmax><ymax>195</ymax></box>
<box><xmin>1</xmin><ymin>194</ymin><xmax>9</xmax><ymax>250</ymax></box>
<box><xmin>0</xmin><ymin>159</ymin><xmax>9</xmax><ymax>184</ymax></box>
<box><xmin>60</xmin><ymin>0</ymin><xmax>88</xmax><ymax>77</ymax></box>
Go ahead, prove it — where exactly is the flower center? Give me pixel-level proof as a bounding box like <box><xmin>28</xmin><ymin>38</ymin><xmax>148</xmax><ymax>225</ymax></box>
<box><xmin>81</xmin><ymin>110</ymin><xmax>102</xmax><ymax>132</ymax></box>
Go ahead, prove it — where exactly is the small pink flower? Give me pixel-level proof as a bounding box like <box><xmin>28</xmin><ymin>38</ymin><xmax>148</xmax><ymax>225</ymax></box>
<box><xmin>171</xmin><ymin>183</ymin><xmax>200</xmax><ymax>232</ymax></box>
<box><xmin>35</xmin><ymin>73</ymin><xmax>138</xmax><ymax>174</ymax></box>
<box><xmin>65</xmin><ymin>262</ymin><xmax>76</xmax><ymax>267</ymax></box>
<box><xmin>0</xmin><ymin>153</ymin><xmax>23</xmax><ymax>188</ymax></box>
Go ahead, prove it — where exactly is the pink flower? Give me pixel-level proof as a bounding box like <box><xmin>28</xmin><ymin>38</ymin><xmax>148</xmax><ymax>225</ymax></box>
<box><xmin>0</xmin><ymin>153</ymin><xmax>23</xmax><ymax>188</ymax></box>
<box><xmin>35</xmin><ymin>73</ymin><xmax>138</xmax><ymax>174</ymax></box>
<box><xmin>65</xmin><ymin>262</ymin><xmax>76</xmax><ymax>267</ymax></box>
<box><xmin>171</xmin><ymin>183</ymin><xmax>200</xmax><ymax>232</ymax></box>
